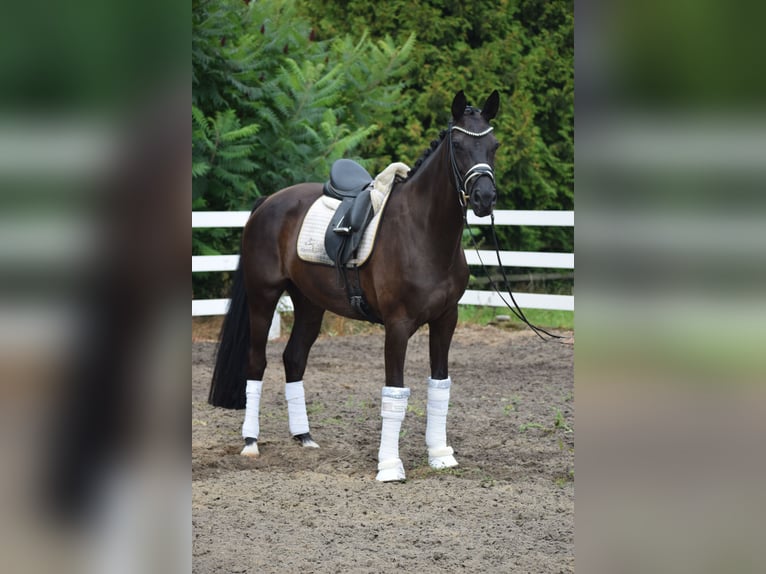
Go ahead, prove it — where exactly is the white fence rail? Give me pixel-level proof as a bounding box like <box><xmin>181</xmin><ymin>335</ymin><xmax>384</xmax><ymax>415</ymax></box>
<box><xmin>192</xmin><ymin>210</ymin><xmax>574</xmax><ymax>336</ymax></box>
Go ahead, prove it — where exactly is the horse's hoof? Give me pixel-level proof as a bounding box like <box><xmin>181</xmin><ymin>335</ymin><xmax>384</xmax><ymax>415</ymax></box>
<box><xmin>376</xmin><ymin>459</ymin><xmax>406</xmax><ymax>482</ymax></box>
<box><xmin>293</xmin><ymin>433</ymin><xmax>320</xmax><ymax>448</ymax></box>
<box><xmin>241</xmin><ymin>437</ymin><xmax>259</xmax><ymax>457</ymax></box>
<box><xmin>428</xmin><ymin>446</ymin><xmax>458</xmax><ymax>469</ymax></box>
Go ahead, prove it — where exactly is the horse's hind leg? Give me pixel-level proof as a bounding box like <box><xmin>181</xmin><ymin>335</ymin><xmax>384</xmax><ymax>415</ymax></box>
<box><xmin>241</xmin><ymin>286</ymin><xmax>283</xmax><ymax>457</ymax></box>
<box><xmin>283</xmin><ymin>287</ymin><xmax>325</xmax><ymax>449</ymax></box>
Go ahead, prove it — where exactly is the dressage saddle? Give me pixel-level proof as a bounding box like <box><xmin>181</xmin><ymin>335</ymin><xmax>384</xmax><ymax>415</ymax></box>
<box><xmin>322</xmin><ymin>159</ymin><xmax>381</xmax><ymax>324</ymax></box>
<box><xmin>323</xmin><ymin>158</ymin><xmax>373</xmax><ymax>200</ymax></box>
<box><xmin>323</xmin><ymin>159</ymin><xmax>375</xmax><ymax>268</ymax></box>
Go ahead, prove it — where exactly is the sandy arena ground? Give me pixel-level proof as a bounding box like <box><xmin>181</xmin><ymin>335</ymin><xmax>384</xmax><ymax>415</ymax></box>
<box><xmin>192</xmin><ymin>324</ymin><xmax>573</xmax><ymax>573</ymax></box>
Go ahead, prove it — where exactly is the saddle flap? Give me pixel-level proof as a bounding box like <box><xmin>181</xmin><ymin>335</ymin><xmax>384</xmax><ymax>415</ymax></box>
<box><xmin>324</xmin><ymin>159</ymin><xmax>373</xmax><ymax>200</ymax></box>
<box><xmin>324</xmin><ymin>188</ymin><xmax>374</xmax><ymax>269</ymax></box>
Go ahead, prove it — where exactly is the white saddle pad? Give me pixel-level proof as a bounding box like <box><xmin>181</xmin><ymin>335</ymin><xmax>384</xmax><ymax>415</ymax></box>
<box><xmin>297</xmin><ymin>162</ymin><xmax>409</xmax><ymax>267</ymax></box>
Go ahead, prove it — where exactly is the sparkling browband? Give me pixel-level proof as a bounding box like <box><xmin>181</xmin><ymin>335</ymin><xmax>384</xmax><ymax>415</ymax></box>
<box><xmin>451</xmin><ymin>126</ymin><xmax>494</xmax><ymax>137</ymax></box>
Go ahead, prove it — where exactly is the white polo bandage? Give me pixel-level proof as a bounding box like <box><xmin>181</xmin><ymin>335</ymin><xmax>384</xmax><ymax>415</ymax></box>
<box><xmin>285</xmin><ymin>381</ymin><xmax>310</xmax><ymax>436</ymax></box>
<box><xmin>378</xmin><ymin>386</ymin><xmax>410</xmax><ymax>465</ymax></box>
<box><xmin>242</xmin><ymin>380</ymin><xmax>263</xmax><ymax>439</ymax></box>
<box><xmin>426</xmin><ymin>377</ymin><xmax>451</xmax><ymax>450</ymax></box>
<box><xmin>425</xmin><ymin>377</ymin><xmax>457</xmax><ymax>468</ymax></box>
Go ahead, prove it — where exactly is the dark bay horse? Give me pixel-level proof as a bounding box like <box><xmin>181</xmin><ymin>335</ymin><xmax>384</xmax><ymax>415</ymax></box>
<box><xmin>209</xmin><ymin>90</ymin><xmax>500</xmax><ymax>481</ymax></box>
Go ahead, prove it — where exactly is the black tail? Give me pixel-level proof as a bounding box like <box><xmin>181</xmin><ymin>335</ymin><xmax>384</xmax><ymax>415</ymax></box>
<box><xmin>208</xmin><ymin>198</ymin><xmax>265</xmax><ymax>409</ymax></box>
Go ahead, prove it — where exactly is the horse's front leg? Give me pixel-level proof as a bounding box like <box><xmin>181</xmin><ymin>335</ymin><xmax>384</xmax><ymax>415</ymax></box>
<box><xmin>376</xmin><ymin>319</ymin><xmax>416</xmax><ymax>482</ymax></box>
<box><xmin>426</xmin><ymin>306</ymin><xmax>459</xmax><ymax>469</ymax></box>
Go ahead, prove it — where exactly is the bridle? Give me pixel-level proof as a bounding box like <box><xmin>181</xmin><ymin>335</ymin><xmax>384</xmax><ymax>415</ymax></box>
<box><xmin>448</xmin><ymin>118</ymin><xmax>564</xmax><ymax>342</ymax></box>
<box><xmin>448</xmin><ymin>122</ymin><xmax>496</xmax><ymax>210</ymax></box>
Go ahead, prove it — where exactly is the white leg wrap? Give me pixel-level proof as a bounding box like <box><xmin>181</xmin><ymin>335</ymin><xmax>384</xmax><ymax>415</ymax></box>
<box><xmin>376</xmin><ymin>387</ymin><xmax>410</xmax><ymax>482</ymax></box>
<box><xmin>285</xmin><ymin>381</ymin><xmax>310</xmax><ymax>436</ymax></box>
<box><xmin>241</xmin><ymin>380</ymin><xmax>263</xmax><ymax>456</ymax></box>
<box><xmin>426</xmin><ymin>377</ymin><xmax>458</xmax><ymax>469</ymax></box>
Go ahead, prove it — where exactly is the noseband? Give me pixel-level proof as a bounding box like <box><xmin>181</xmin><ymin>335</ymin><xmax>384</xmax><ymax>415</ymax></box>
<box><xmin>448</xmin><ymin>123</ymin><xmax>496</xmax><ymax>209</ymax></box>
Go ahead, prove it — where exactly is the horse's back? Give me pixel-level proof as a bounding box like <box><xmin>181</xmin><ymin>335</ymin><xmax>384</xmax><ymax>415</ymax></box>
<box><xmin>244</xmin><ymin>183</ymin><xmax>321</xmax><ymax>239</ymax></box>
<box><xmin>250</xmin><ymin>183</ymin><xmax>321</xmax><ymax>219</ymax></box>
<box><xmin>241</xmin><ymin>183</ymin><xmax>321</xmax><ymax>284</ymax></box>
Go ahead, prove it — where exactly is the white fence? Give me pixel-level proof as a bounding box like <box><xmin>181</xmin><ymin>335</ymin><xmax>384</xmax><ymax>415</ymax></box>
<box><xmin>192</xmin><ymin>210</ymin><xmax>574</xmax><ymax>337</ymax></box>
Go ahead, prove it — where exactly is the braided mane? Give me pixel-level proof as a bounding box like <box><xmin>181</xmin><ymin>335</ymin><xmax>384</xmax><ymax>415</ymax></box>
<box><xmin>402</xmin><ymin>107</ymin><xmax>483</xmax><ymax>182</ymax></box>
<box><xmin>402</xmin><ymin>129</ymin><xmax>448</xmax><ymax>181</ymax></box>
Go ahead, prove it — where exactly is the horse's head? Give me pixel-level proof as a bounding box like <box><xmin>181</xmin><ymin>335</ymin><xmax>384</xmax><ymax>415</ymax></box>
<box><xmin>449</xmin><ymin>90</ymin><xmax>500</xmax><ymax>217</ymax></box>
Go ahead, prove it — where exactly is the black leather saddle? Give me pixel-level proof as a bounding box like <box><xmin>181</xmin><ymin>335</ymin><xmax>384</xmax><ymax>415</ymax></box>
<box><xmin>323</xmin><ymin>158</ymin><xmax>373</xmax><ymax>200</ymax></box>
<box><xmin>323</xmin><ymin>159</ymin><xmax>375</xmax><ymax>268</ymax></box>
<box><xmin>321</xmin><ymin>159</ymin><xmax>381</xmax><ymax>324</ymax></box>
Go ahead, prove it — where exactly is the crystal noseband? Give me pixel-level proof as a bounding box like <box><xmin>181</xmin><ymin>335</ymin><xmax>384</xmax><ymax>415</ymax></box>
<box><xmin>462</xmin><ymin>163</ymin><xmax>495</xmax><ymax>188</ymax></box>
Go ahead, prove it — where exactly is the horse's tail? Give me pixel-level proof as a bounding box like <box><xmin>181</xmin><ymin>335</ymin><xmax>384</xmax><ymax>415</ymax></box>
<box><xmin>208</xmin><ymin>198</ymin><xmax>266</xmax><ymax>409</ymax></box>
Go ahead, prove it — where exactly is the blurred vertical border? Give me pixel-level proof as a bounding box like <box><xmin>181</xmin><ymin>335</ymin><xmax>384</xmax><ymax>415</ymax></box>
<box><xmin>577</xmin><ymin>0</ymin><xmax>766</xmax><ymax>572</ymax></box>
<box><xmin>0</xmin><ymin>0</ymin><xmax>189</xmax><ymax>573</ymax></box>
<box><xmin>5</xmin><ymin>0</ymin><xmax>764</xmax><ymax>571</ymax></box>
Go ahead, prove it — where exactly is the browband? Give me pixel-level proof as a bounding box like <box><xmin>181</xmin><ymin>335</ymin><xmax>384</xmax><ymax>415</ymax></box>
<box><xmin>450</xmin><ymin>125</ymin><xmax>494</xmax><ymax>137</ymax></box>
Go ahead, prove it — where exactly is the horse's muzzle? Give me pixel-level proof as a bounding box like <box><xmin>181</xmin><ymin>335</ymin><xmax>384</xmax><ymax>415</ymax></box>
<box><xmin>470</xmin><ymin>183</ymin><xmax>497</xmax><ymax>217</ymax></box>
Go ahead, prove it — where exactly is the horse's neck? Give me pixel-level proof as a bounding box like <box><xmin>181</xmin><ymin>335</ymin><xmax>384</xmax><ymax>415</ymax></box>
<box><xmin>400</xmin><ymin>144</ymin><xmax>465</xmax><ymax>260</ymax></box>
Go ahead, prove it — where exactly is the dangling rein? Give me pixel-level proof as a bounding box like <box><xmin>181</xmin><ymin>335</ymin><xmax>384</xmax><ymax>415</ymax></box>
<box><xmin>463</xmin><ymin>215</ymin><xmax>564</xmax><ymax>342</ymax></box>
<box><xmin>449</xmin><ymin>123</ymin><xmax>564</xmax><ymax>341</ymax></box>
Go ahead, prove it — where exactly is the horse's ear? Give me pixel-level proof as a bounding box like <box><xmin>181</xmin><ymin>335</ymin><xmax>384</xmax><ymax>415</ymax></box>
<box><xmin>481</xmin><ymin>90</ymin><xmax>500</xmax><ymax>121</ymax></box>
<box><xmin>451</xmin><ymin>90</ymin><xmax>467</xmax><ymax>121</ymax></box>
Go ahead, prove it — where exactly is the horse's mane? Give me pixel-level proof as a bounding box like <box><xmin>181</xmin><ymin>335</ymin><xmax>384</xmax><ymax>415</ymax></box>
<box><xmin>402</xmin><ymin>129</ymin><xmax>448</xmax><ymax>182</ymax></box>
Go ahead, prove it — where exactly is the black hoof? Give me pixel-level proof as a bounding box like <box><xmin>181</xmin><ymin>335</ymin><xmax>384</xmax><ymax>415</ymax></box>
<box><xmin>244</xmin><ymin>437</ymin><xmax>257</xmax><ymax>446</ymax></box>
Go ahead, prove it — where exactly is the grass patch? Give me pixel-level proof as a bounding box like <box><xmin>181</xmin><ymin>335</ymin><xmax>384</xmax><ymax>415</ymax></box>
<box><xmin>519</xmin><ymin>407</ymin><xmax>573</xmax><ymax>435</ymax></box>
<box><xmin>458</xmin><ymin>305</ymin><xmax>574</xmax><ymax>330</ymax></box>
<box><xmin>406</xmin><ymin>402</ymin><xmax>425</xmax><ymax>417</ymax></box>
<box><xmin>501</xmin><ymin>395</ymin><xmax>521</xmax><ymax>415</ymax></box>
<box><xmin>286</xmin><ymin>312</ymin><xmax>383</xmax><ymax>337</ymax></box>
<box><xmin>306</xmin><ymin>402</ymin><xmax>326</xmax><ymax>416</ymax></box>
<box><xmin>319</xmin><ymin>415</ymin><xmax>345</xmax><ymax>426</ymax></box>
<box><xmin>555</xmin><ymin>469</ymin><xmax>574</xmax><ymax>487</ymax></box>
<box><xmin>192</xmin><ymin>304</ymin><xmax>573</xmax><ymax>343</ymax></box>
<box><xmin>344</xmin><ymin>397</ymin><xmax>371</xmax><ymax>410</ymax></box>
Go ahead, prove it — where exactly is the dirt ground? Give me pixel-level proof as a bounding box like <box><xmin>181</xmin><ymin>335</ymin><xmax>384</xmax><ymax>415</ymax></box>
<box><xmin>192</xmin><ymin>323</ymin><xmax>574</xmax><ymax>573</ymax></box>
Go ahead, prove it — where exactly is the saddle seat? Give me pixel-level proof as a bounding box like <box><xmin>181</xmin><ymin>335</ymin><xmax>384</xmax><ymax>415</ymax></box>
<box><xmin>323</xmin><ymin>158</ymin><xmax>373</xmax><ymax>200</ymax></box>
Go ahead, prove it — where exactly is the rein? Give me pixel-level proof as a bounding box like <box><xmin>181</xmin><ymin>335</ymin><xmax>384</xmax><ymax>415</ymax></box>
<box><xmin>463</xmin><ymin>216</ymin><xmax>563</xmax><ymax>341</ymax></box>
<box><xmin>448</xmin><ymin>121</ymin><xmax>563</xmax><ymax>342</ymax></box>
